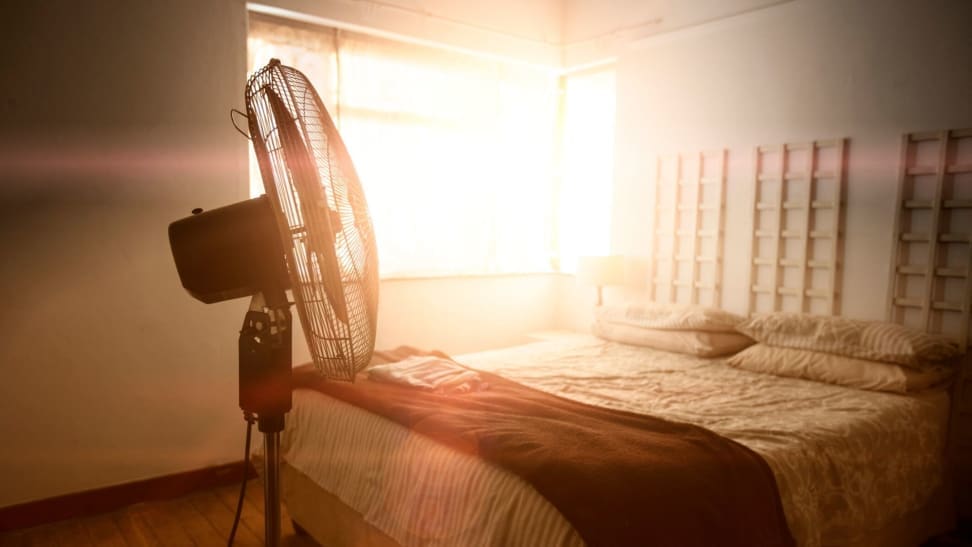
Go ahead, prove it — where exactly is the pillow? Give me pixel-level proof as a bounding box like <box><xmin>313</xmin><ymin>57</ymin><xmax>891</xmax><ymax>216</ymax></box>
<box><xmin>595</xmin><ymin>302</ymin><xmax>746</xmax><ymax>333</ymax></box>
<box><xmin>734</xmin><ymin>312</ymin><xmax>961</xmax><ymax>370</ymax></box>
<box><xmin>727</xmin><ymin>344</ymin><xmax>954</xmax><ymax>393</ymax></box>
<box><xmin>593</xmin><ymin>320</ymin><xmax>754</xmax><ymax>357</ymax></box>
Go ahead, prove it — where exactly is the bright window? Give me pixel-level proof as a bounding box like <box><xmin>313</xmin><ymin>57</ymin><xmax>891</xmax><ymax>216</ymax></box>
<box><xmin>247</xmin><ymin>15</ymin><xmax>614</xmax><ymax>278</ymax></box>
<box><xmin>556</xmin><ymin>67</ymin><xmax>617</xmax><ymax>272</ymax></box>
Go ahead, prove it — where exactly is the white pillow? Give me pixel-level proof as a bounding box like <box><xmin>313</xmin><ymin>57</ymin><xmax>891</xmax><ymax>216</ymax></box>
<box><xmin>596</xmin><ymin>302</ymin><xmax>746</xmax><ymax>333</ymax></box>
<box><xmin>735</xmin><ymin>312</ymin><xmax>961</xmax><ymax>370</ymax></box>
<box><xmin>593</xmin><ymin>320</ymin><xmax>754</xmax><ymax>357</ymax></box>
<box><xmin>727</xmin><ymin>344</ymin><xmax>954</xmax><ymax>393</ymax></box>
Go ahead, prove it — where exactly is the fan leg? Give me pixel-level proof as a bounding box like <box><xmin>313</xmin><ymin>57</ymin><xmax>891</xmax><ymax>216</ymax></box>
<box><xmin>264</xmin><ymin>429</ymin><xmax>282</xmax><ymax>547</ymax></box>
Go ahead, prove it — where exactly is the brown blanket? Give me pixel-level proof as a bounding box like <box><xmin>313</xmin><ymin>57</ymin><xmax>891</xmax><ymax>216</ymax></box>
<box><xmin>292</xmin><ymin>347</ymin><xmax>794</xmax><ymax>547</ymax></box>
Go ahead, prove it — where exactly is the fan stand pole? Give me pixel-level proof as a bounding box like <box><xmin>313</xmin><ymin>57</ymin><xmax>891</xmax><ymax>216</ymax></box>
<box><xmin>259</xmin><ymin>417</ymin><xmax>284</xmax><ymax>547</ymax></box>
<box><xmin>240</xmin><ymin>292</ymin><xmax>292</xmax><ymax>547</ymax></box>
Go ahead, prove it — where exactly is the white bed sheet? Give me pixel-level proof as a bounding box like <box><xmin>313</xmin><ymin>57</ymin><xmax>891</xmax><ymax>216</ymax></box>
<box><xmin>279</xmin><ymin>334</ymin><xmax>951</xmax><ymax>547</ymax></box>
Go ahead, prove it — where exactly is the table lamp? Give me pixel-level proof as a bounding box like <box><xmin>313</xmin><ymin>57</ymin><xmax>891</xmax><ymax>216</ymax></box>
<box><xmin>577</xmin><ymin>255</ymin><xmax>624</xmax><ymax>306</ymax></box>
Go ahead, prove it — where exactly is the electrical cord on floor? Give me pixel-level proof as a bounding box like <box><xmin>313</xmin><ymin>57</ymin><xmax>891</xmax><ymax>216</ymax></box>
<box><xmin>227</xmin><ymin>412</ymin><xmax>256</xmax><ymax>547</ymax></box>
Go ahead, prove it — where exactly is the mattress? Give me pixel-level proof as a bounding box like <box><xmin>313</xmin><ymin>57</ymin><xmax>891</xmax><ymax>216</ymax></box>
<box><xmin>277</xmin><ymin>334</ymin><xmax>952</xmax><ymax>547</ymax></box>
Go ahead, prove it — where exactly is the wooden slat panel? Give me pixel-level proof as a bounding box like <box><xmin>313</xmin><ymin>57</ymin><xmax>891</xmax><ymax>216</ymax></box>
<box><xmin>651</xmin><ymin>149</ymin><xmax>727</xmax><ymax>307</ymax></box>
<box><xmin>749</xmin><ymin>138</ymin><xmax>845</xmax><ymax>314</ymax></box>
<box><xmin>941</xmin><ymin>233</ymin><xmax>972</xmax><ymax>243</ymax></box>
<box><xmin>903</xmin><ymin>200</ymin><xmax>933</xmax><ymax>209</ymax></box>
<box><xmin>936</xmin><ymin>267</ymin><xmax>968</xmax><ymax>278</ymax></box>
<box><xmin>889</xmin><ymin>127</ymin><xmax>972</xmax><ymax>348</ymax></box>
<box><xmin>901</xmin><ymin>233</ymin><xmax>931</xmax><ymax>242</ymax></box>
<box><xmin>920</xmin><ymin>132</ymin><xmax>949</xmax><ymax>329</ymax></box>
<box><xmin>944</xmin><ymin>199</ymin><xmax>972</xmax><ymax>208</ymax></box>
<box><xmin>932</xmin><ymin>301</ymin><xmax>965</xmax><ymax>312</ymax></box>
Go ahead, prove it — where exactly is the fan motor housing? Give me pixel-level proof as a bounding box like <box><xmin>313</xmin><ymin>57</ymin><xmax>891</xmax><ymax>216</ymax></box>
<box><xmin>169</xmin><ymin>196</ymin><xmax>289</xmax><ymax>303</ymax></box>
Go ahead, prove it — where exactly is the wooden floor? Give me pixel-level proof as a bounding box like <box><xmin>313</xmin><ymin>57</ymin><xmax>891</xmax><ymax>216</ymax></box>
<box><xmin>0</xmin><ymin>479</ymin><xmax>317</xmax><ymax>547</ymax></box>
<box><xmin>2</xmin><ymin>481</ymin><xmax>970</xmax><ymax>547</ymax></box>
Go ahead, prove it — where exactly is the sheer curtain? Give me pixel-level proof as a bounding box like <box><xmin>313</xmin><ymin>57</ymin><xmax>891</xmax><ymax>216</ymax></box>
<box><xmin>247</xmin><ymin>15</ymin><xmax>560</xmax><ymax>277</ymax></box>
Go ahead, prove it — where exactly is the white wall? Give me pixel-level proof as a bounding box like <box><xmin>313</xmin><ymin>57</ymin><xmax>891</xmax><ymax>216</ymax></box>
<box><xmin>610</xmin><ymin>0</ymin><xmax>972</xmax><ymax>319</ymax></box>
<box><xmin>0</xmin><ymin>0</ymin><xmax>564</xmax><ymax>508</ymax></box>
<box><xmin>378</xmin><ymin>275</ymin><xmax>559</xmax><ymax>355</ymax></box>
<box><xmin>0</xmin><ymin>0</ymin><xmax>250</xmax><ymax>508</ymax></box>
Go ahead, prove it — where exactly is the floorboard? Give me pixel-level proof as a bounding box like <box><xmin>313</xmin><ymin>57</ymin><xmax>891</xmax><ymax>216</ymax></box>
<box><xmin>0</xmin><ymin>479</ymin><xmax>316</xmax><ymax>546</ymax></box>
<box><xmin>7</xmin><ymin>477</ymin><xmax>966</xmax><ymax>546</ymax></box>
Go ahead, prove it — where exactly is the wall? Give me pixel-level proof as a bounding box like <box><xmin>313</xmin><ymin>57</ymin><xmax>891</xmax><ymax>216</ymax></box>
<box><xmin>378</xmin><ymin>275</ymin><xmax>558</xmax><ymax>355</ymax></box>
<box><xmin>0</xmin><ymin>0</ymin><xmax>563</xmax><ymax>508</ymax></box>
<box><xmin>609</xmin><ymin>0</ymin><xmax>972</xmax><ymax>319</ymax></box>
<box><xmin>562</xmin><ymin>0</ymin><xmax>789</xmax><ymax>68</ymax></box>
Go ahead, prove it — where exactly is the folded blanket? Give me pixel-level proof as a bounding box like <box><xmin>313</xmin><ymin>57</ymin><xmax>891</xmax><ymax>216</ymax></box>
<box><xmin>368</xmin><ymin>355</ymin><xmax>487</xmax><ymax>394</ymax></box>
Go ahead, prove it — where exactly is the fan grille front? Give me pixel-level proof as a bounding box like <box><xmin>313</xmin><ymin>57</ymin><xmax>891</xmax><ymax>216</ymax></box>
<box><xmin>246</xmin><ymin>60</ymin><xmax>379</xmax><ymax>381</ymax></box>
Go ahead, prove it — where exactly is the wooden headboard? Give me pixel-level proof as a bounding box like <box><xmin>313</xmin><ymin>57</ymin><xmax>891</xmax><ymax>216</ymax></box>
<box><xmin>747</xmin><ymin>138</ymin><xmax>847</xmax><ymax>316</ymax></box>
<box><xmin>887</xmin><ymin>127</ymin><xmax>972</xmax><ymax>350</ymax></box>
<box><xmin>647</xmin><ymin>149</ymin><xmax>727</xmax><ymax>307</ymax></box>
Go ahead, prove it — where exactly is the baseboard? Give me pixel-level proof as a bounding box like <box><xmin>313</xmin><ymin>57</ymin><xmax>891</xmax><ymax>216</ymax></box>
<box><xmin>0</xmin><ymin>460</ymin><xmax>257</xmax><ymax>532</ymax></box>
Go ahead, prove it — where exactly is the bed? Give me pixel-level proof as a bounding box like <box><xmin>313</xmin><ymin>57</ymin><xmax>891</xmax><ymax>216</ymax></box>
<box><xmin>270</xmin><ymin>332</ymin><xmax>961</xmax><ymax>547</ymax></box>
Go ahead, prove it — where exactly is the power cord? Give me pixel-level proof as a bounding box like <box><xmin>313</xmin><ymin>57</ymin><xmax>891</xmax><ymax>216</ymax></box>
<box><xmin>227</xmin><ymin>412</ymin><xmax>256</xmax><ymax>547</ymax></box>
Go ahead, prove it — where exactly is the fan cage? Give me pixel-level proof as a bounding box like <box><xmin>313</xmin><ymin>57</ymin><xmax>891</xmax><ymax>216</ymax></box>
<box><xmin>246</xmin><ymin>60</ymin><xmax>379</xmax><ymax>381</ymax></box>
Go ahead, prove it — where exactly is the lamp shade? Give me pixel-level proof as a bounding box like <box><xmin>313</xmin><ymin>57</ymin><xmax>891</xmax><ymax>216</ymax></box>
<box><xmin>577</xmin><ymin>255</ymin><xmax>625</xmax><ymax>286</ymax></box>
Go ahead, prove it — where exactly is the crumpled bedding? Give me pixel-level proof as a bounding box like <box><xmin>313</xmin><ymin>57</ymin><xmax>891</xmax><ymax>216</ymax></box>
<box><xmin>459</xmin><ymin>334</ymin><xmax>951</xmax><ymax>547</ymax></box>
<box><xmin>279</xmin><ymin>334</ymin><xmax>951</xmax><ymax>547</ymax></box>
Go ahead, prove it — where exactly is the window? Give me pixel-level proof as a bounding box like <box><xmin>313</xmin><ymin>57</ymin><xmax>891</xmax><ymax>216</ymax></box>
<box><xmin>247</xmin><ymin>15</ymin><xmax>614</xmax><ymax>278</ymax></box>
<box><xmin>556</xmin><ymin>68</ymin><xmax>617</xmax><ymax>272</ymax></box>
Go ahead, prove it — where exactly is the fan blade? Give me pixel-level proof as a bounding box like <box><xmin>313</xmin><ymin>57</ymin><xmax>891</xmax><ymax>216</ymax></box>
<box><xmin>266</xmin><ymin>89</ymin><xmax>350</xmax><ymax>325</ymax></box>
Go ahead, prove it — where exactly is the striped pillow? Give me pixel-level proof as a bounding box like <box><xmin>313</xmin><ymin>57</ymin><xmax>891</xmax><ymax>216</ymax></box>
<box><xmin>727</xmin><ymin>344</ymin><xmax>954</xmax><ymax>393</ymax></box>
<box><xmin>735</xmin><ymin>312</ymin><xmax>961</xmax><ymax>370</ymax></box>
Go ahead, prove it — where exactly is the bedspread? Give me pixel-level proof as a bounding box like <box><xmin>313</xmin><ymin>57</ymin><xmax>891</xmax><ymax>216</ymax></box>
<box><xmin>293</xmin><ymin>348</ymin><xmax>794</xmax><ymax>547</ymax></box>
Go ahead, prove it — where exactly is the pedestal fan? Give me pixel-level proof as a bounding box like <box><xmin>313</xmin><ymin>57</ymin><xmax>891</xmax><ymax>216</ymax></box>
<box><xmin>168</xmin><ymin>59</ymin><xmax>379</xmax><ymax>546</ymax></box>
